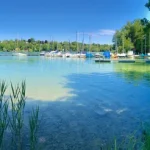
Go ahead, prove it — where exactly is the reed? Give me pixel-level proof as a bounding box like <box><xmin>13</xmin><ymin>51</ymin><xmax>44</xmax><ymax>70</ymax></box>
<box><xmin>9</xmin><ymin>81</ymin><xmax>26</xmax><ymax>150</ymax></box>
<box><xmin>0</xmin><ymin>81</ymin><xmax>9</xmax><ymax>149</ymax></box>
<box><xmin>29</xmin><ymin>106</ymin><xmax>39</xmax><ymax>150</ymax></box>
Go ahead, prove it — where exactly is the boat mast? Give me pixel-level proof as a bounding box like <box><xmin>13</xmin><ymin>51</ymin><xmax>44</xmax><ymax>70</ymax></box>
<box><xmin>122</xmin><ymin>33</ymin><xmax>124</xmax><ymax>53</ymax></box>
<box><xmin>82</xmin><ymin>32</ymin><xmax>84</xmax><ymax>52</ymax></box>
<box><xmin>68</xmin><ymin>39</ymin><xmax>70</xmax><ymax>51</ymax></box>
<box><xmin>149</xmin><ymin>32</ymin><xmax>150</xmax><ymax>53</ymax></box>
<box><xmin>16</xmin><ymin>33</ymin><xmax>19</xmax><ymax>51</ymax></box>
<box><xmin>141</xmin><ymin>28</ymin><xmax>143</xmax><ymax>54</ymax></box>
<box><xmin>76</xmin><ymin>31</ymin><xmax>78</xmax><ymax>52</ymax></box>
<box><xmin>89</xmin><ymin>34</ymin><xmax>91</xmax><ymax>52</ymax></box>
<box><xmin>115</xmin><ymin>37</ymin><xmax>118</xmax><ymax>54</ymax></box>
<box><xmin>145</xmin><ymin>35</ymin><xmax>146</xmax><ymax>54</ymax></box>
<box><xmin>56</xmin><ymin>41</ymin><xmax>58</xmax><ymax>50</ymax></box>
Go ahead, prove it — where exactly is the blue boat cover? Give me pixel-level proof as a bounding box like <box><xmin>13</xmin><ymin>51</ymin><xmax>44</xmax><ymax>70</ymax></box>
<box><xmin>103</xmin><ymin>51</ymin><xmax>110</xmax><ymax>58</ymax></box>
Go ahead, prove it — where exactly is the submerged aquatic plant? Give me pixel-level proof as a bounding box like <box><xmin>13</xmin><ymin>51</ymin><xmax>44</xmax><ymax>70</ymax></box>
<box><xmin>142</xmin><ymin>124</ymin><xmax>150</xmax><ymax>150</ymax></box>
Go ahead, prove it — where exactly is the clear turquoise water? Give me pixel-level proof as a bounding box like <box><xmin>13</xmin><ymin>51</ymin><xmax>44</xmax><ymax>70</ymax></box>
<box><xmin>1</xmin><ymin>56</ymin><xmax>150</xmax><ymax>149</ymax></box>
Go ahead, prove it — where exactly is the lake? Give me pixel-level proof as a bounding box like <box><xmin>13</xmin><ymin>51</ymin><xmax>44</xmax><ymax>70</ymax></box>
<box><xmin>0</xmin><ymin>56</ymin><xmax>150</xmax><ymax>149</ymax></box>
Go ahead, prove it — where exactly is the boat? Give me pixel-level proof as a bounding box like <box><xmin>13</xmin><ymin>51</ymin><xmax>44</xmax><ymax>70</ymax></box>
<box><xmin>76</xmin><ymin>53</ymin><xmax>80</xmax><ymax>58</ymax></box>
<box><xmin>86</xmin><ymin>52</ymin><xmax>93</xmax><ymax>58</ymax></box>
<box><xmin>80</xmin><ymin>52</ymin><xmax>86</xmax><ymax>58</ymax></box>
<box><xmin>94</xmin><ymin>52</ymin><xmax>101</xmax><ymax>58</ymax></box>
<box><xmin>147</xmin><ymin>53</ymin><xmax>150</xmax><ymax>59</ymax></box>
<box><xmin>65</xmin><ymin>52</ymin><xmax>72</xmax><ymax>58</ymax></box>
<box><xmin>117</xmin><ymin>53</ymin><xmax>127</xmax><ymax>58</ymax></box>
<box><xmin>103</xmin><ymin>51</ymin><xmax>111</xmax><ymax>59</ymax></box>
<box><xmin>70</xmin><ymin>53</ymin><xmax>78</xmax><ymax>58</ymax></box>
<box><xmin>127</xmin><ymin>51</ymin><xmax>134</xmax><ymax>59</ymax></box>
<box><xmin>56</xmin><ymin>51</ymin><xmax>63</xmax><ymax>57</ymax></box>
<box><xmin>40</xmin><ymin>51</ymin><xmax>45</xmax><ymax>56</ymax></box>
<box><xmin>134</xmin><ymin>55</ymin><xmax>140</xmax><ymax>59</ymax></box>
<box><xmin>145</xmin><ymin>59</ymin><xmax>150</xmax><ymax>63</ymax></box>
<box><xmin>45</xmin><ymin>51</ymin><xmax>56</xmax><ymax>57</ymax></box>
<box><xmin>13</xmin><ymin>52</ymin><xmax>27</xmax><ymax>56</ymax></box>
<box><xmin>111</xmin><ymin>53</ymin><xmax>118</xmax><ymax>59</ymax></box>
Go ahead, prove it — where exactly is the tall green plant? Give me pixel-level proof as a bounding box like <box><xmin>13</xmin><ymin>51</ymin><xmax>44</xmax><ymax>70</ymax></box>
<box><xmin>9</xmin><ymin>81</ymin><xmax>26</xmax><ymax>150</ymax></box>
<box><xmin>0</xmin><ymin>81</ymin><xmax>9</xmax><ymax>149</ymax></box>
<box><xmin>29</xmin><ymin>106</ymin><xmax>39</xmax><ymax>150</ymax></box>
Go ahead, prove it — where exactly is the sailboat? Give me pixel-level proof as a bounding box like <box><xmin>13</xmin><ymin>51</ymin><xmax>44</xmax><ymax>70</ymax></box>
<box><xmin>13</xmin><ymin>52</ymin><xmax>27</xmax><ymax>56</ymax></box>
<box><xmin>13</xmin><ymin>36</ymin><xmax>27</xmax><ymax>56</ymax></box>
<box><xmin>80</xmin><ymin>32</ymin><xmax>86</xmax><ymax>58</ymax></box>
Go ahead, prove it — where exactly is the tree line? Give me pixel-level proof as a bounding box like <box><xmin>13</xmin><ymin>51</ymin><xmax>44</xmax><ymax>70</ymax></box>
<box><xmin>112</xmin><ymin>1</ymin><xmax>150</xmax><ymax>54</ymax></box>
<box><xmin>0</xmin><ymin>38</ymin><xmax>112</xmax><ymax>52</ymax></box>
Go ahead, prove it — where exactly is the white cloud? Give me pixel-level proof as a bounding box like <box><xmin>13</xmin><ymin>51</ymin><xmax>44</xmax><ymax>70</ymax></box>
<box><xmin>99</xmin><ymin>29</ymin><xmax>116</xmax><ymax>36</ymax></box>
<box><xmin>78</xmin><ymin>29</ymin><xmax>116</xmax><ymax>37</ymax></box>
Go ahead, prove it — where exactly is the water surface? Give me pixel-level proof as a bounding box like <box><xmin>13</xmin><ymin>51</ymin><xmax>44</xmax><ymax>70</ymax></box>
<box><xmin>0</xmin><ymin>56</ymin><xmax>150</xmax><ymax>149</ymax></box>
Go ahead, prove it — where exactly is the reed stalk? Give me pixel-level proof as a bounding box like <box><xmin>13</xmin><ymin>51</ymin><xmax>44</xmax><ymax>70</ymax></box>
<box><xmin>0</xmin><ymin>81</ymin><xmax>9</xmax><ymax>150</ymax></box>
<box><xmin>29</xmin><ymin>106</ymin><xmax>39</xmax><ymax>150</ymax></box>
<box><xmin>9</xmin><ymin>81</ymin><xmax>26</xmax><ymax>150</ymax></box>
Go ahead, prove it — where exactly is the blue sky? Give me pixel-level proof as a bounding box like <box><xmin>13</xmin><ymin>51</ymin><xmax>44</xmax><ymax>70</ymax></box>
<box><xmin>0</xmin><ymin>0</ymin><xmax>149</xmax><ymax>44</ymax></box>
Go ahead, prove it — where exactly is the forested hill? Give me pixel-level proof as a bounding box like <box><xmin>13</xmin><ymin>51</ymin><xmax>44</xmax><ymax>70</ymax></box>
<box><xmin>0</xmin><ymin>39</ymin><xmax>112</xmax><ymax>52</ymax></box>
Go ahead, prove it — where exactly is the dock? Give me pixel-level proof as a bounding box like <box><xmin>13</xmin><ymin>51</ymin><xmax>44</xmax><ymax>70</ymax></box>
<box><xmin>95</xmin><ymin>59</ymin><xmax>111</xmax><ymax>63</ymax></box>
<box><xmin>118</xmin><ymin>60</ymin><xmax>135</xmax><ymax>63</ymax></box>
<box><xmin>145</xmin><ymin>60</ymin><xmax>150</xmax><ymax>63</ymax></box>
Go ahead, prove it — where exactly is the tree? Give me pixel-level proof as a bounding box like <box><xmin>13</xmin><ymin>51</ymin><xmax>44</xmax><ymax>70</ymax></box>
<box><xmin>112</xmin><ymin>20</ymin><xmax>145</xmax><ymax>53</ymax></box>
<box><xmin>145</xmin><ymin>0</ymin><xmax>150</xmax><ymax>10</ymax></box>
<box><xmin>28</xmin><ymin>38</ymin><xmax>35</xmax><ymax>43</ymax></box>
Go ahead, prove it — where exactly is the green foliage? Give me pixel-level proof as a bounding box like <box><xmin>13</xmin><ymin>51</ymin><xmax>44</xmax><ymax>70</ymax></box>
<box><xmin>113</xmin><ymin>19</ymin><xmax>150</xmax><ymax>53</ymax></box>
<box><xmin>145</xmin><ymin>0</ymin><xmax>150</xmax><ymax>10</ymax></box>
<box><xmin>113</xmin><ymin>1</ymin><xmax>150</xmax><ymax>54</ymax></box>
<box><xmin>0</xmin><ymin>39</ymin><xmax>111</xmax><ymax>52</ymax></box>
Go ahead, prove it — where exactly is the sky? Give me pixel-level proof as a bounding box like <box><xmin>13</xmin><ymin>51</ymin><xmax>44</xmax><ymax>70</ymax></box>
<box><xmin>0</xmin><ymin>0</ymin><xmax>149</xmax><ymax>44</ymax></box>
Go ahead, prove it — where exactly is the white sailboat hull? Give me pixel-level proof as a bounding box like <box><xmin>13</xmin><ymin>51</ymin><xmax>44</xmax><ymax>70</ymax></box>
<box><xmin>13</xmin><ymin>53</ymin><xmax>27</xmax><ymax>56</ymax></box>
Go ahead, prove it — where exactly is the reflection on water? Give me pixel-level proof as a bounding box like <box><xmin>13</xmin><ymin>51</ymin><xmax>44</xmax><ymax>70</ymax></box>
<box><xmin>114</xmin><ymin>63</ymin><xmax>150</xmax><ymax>85</ymax></box>
<box><xmin>0</xmin><ymin>57</ymin><xmax>150</xmax><ymax>149</ymax></box>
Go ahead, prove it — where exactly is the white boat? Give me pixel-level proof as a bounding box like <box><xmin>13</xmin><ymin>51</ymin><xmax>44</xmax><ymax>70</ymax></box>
<box><xmin>80</xmin><ymin>53</ymin><xmax>86</xmax><ymax>58</ymax></box>
<box><xmin>95</xmin><ymin>53</ymin><xmax>101</xmax><ymax>58</ymax></box>
<box><xmin>13</xmin><ymin>52</ymin><xmax>27</xmax><ymax>56</ymax></box>
<box><xmin>76</xmin><ymin>53</ymin><xmax>80</xmax><ymax>58</ymax></box>
<box><xmin>65</xmin><ymin>52</ymin><xmax>72</xmax><ymax>58</ymax></box>
<box><xmin>117</xmin><ymin>53</ymin><xmax>126</xmax><ymax>58</ymax></box>
<box><xmin>45</xmin><ymin>52</ymin><xmax>51</xmax><ymax>57</ymax></box>
<box><xmin>147</xmin><ymin>53</ymin><xmax>150</xmax><ymax>59</ymax></box>
<box><xmin>70</xmin><ymin>54</ymin><xmax>77</xmax><ymax>58</ymax></box>
<box><xmin>56</xmin><ymin>52</ymin><xmax>63</xmax><ymax>57</ymax></box>
<box><xmin>134</xmin><ymin>55</ymin><xmax>140</xmax><ymax>59</ymax></box>
<box><xmin>127</xmin><ymin>51</ymin><xmax>134</xmax><ymax>59</ymax></box>
<box><xmin>40</xmin><ymin>51</ymin><xmax>45</xmax><ymax>56</ymax></box>
<box><xmin>45</xmin><ymin>51</ymin><xmax>56</xmax><ymax>57</ymax></box>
